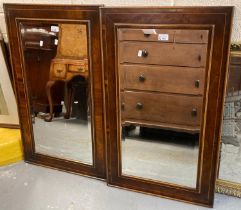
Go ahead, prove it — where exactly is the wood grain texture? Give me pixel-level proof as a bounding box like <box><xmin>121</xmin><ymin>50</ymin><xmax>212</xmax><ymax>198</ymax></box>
<box><xmin>119</xmin><ymin>41</ymin><xmax>207</xmax><ymax>67</ymax></box>
<box><xmin>4</xmin><ymin>4</ymin><xmax>106</xmax><ymax>179</ymax></box>
<box><xmin>121</xmin><ymin>91</ymin><xmax>202</xmax><ymax>126</ymax></box>
<box><xmin>118</xmin><ymin>28</ymin><xmax>209</xmax><ymax>44</ymax></box>
<box><xmin>49</xmin><ymin>58</ymin><xmax>88</xmax><ymax>81</ymax></box>
<box><xmin>57</xmin><ymin>24</ymin><xmax>88</xmax><ymax>58</ymax></box>
<box><xmin>101</xmin><ymin>6</ymin><xmax>233</xmax><ymax>207</ymax></box>
<box><xmin>120</xmin><ymin>64</ymin><xmax>205</xmax><ymax>95</ymax></box>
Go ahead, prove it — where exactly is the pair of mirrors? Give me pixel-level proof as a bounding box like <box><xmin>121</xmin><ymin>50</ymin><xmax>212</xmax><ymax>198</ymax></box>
<box><xmin>5</xmin><ymin>4</ymin><xmax>233</xmax><ymax>207</ymax></box>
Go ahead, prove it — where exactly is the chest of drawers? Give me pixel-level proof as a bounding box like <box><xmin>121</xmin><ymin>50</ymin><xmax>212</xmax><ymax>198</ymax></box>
<box><xmin>118</xmin><ymin>28</ymin><xmax>209</xmax><ymax>133</ymax></box>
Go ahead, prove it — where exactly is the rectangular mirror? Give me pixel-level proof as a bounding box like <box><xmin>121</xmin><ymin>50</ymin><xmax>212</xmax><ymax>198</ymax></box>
<box><xmin>119</xmin><ymin>28</ymin><xmax>207</xmax><ymax>188</ymax></box>
<box><xmin>4</xmin><ymin>4</ymin><xmax>106</xmax><ymax>178</ymax></box>
<box><xmin>216</xmin><ymin>50</ymin><xmax>241</xmax><ymax>197</ymax></box>
<box><xmin>21</xmin><ymin>22</ymin><xmax>92</xmax><ymax>165</ymax></box>
<box><xmin>102</xmin><ymin>7</ymin><xmax>233</xmax><ymax>207</ymax></box>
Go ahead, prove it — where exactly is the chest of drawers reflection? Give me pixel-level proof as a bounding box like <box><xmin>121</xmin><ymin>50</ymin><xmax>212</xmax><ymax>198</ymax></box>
<box><xmin>119</xmin><ymin>28</ymin><xmax>208</xmax><ymax>133</ymax></box>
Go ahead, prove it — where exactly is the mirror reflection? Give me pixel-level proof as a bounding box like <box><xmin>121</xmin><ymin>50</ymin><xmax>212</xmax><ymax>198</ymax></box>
<box><xmin>21</xmin><ymin>22</ymin><xmax>93</xmax><ymax>165</ymax></box>
<box><xmin>119</xmin><ymin>28</ymin><xmax>208</xmax><ymax>188</ymax></box>
<box><xmin>219</xmin><ymin>51</ymin><xmax>241</xmax><ymax>183</ymax></box>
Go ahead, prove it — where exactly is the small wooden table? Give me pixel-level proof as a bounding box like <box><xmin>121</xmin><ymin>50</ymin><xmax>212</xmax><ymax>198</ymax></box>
<box><xmin>44</xmin><ymin>57</ymin><xmax>88</xmax><ymax>122</ymax></box>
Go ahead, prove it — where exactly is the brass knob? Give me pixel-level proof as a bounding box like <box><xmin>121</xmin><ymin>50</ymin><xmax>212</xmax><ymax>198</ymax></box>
<box><xmin>121</xmin><ymin>103</ymin><xmax>125</xmax><ymax>111</ymax></box>
<box><xmin>195</xmin><ymin>80</ymin><xmax>200</xmax><ymax>88</ymax></box>
<box><xmin>142</xmin><ymin>50</ymin><xmax>148</xmax><ymax>57</ymax></box>
<box><xmin>136</xmin><ymin>102</ymin><xmax>143</xmax><ymax>110</ymax></box>
<box><xmin>77</xmin><ymin>68</ymin><xmax>84</xmax><ymax>72</ymax></box>
<box><xmin>191</xmin><ymin>108</ymin><xmax>197</xmax><ymax>117</ymax></box>
<box><xmin>139</xmin><ymin>75</ymin><xmax>146</xmax><ymax>82</ymax></box>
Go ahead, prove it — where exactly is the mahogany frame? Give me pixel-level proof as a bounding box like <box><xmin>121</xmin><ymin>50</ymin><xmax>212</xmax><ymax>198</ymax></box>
<box><xmin>101</xmin><ymin>7</ymin><xmax>233</xmax><ymax>207</ymax></box>
<box><xmin>4</xmin><ymin>4</ymin><xmax>106</xmax><ymax>179</ymax></box>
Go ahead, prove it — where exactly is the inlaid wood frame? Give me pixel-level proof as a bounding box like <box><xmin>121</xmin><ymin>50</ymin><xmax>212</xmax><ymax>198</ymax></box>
<box><xmin>4</xmin><ymin>4</ymin><xmax>106</xmax><ymax>179</ymax></box>
<box><xmin>101</xmin><ymin>7</ymin><xmax>233</xmax><ymax>207</ymax></box>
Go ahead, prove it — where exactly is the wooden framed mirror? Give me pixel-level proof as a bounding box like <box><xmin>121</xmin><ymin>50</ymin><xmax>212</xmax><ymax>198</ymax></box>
<box><xmin>4</xmin><ymin>4</ymin><xmax>106</xmax><ymax>179</ymax></box>
<box><xmin>101</xmin><ymin>7</ymin><xmax>233</xmax><ymax>207</ymax></box>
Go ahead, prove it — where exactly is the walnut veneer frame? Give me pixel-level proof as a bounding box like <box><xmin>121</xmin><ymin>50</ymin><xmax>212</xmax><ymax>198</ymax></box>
<box><xmin>101</xmin><ymin>7</ymin><xmax>233</xmax><ymax>207</ymax></box>
<box><xmin>4</xmin><ymin>4</ymin><xmax>106</xmax><ymax>179</ymax></box>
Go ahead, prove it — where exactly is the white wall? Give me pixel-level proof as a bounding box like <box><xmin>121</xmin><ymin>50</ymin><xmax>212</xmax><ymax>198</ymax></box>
<box><xmin>174</xmin><ymin>0</ymin><xmax>241</xmax><ymax>43</ymax></box>
<box><xmin>0</xmin><ymin>0</ymin><xmax>240</xmax><ymax>42</ymax></box>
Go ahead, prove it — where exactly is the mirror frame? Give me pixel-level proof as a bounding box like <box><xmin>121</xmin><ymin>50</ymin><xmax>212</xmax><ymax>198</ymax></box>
<box><xmin>0</xmin><ymin>33</ymin><xmax>19</xmax><ymax>128</ymax></box>
<box><xmin>4</xmin><ymin>4</ymin><xmax>106</xmax><ymax>179</ymax></box>
<box><xmin>101</xmin><ymin>6</ymin><xmax>233</xmax><ymax>207</ymax></box>
<box><xmin>216</xmin><ymin>179</ymin><xmax>241</xmax><ymax>198</ymax></box>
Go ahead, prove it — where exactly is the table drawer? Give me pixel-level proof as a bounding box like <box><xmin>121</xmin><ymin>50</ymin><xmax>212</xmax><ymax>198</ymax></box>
<box><xmin>51</xmin><ymin>63</ymin><xmax>67</xmax><ymax>79</ymax></box>
<box><xmin>120</xmin><ymin>64</ymin><xmax>205</xmax><ymax>95</ymax></box>
<box><xmin>118</xmin><ymin>28</ymin><xmax>209</xmax><ymax>44</ymax></box>
<box><xmin>68</xmin><ymin>63</ymin><xmax>88</xmax><ymax>73</ymax></box>
<box><xmin>121</xmin><ymin>91</ymin><xmax>203</xmax><ymax>126</ymax></box>
<box><xmin>119</xmin><ymin>41</ymin><xmax>207</xmax><ymax>67</ymax></box>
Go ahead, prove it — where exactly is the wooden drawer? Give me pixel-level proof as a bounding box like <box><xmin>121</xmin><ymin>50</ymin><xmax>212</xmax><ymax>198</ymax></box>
<box><xmin>68</xmin><ymin>63</ymin><xmax>87</xmax><ymax>73</ymax></box>
<box><xmin>120</xmin><ymin>64</ymin><xmax>205</xmax><ymax>95</ymax></box>
<box><xmin>119</xmin><ymin>41</ymin><xmax>207</xmax><ymax>67</ymax></box>
<box><xmin>121</xmin><ymin>91</ymin><xmax>203</xmax><ymax>126</ymax></box>
<box><xmin>118</xmin><ymin>28</ymin><xmax>209</xmax><ymax>44</ymax></box>
<box><xmin>51</xmin><ymin>63</ymin><xmax>67</xmax><ymax>79</ymax></box>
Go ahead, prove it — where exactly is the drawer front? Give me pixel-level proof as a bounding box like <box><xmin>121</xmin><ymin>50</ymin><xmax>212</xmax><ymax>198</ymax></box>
<box><xmin>118</xmin><ymin>28</ymin><xmax>174</xmax><ymax>43</ymax></box>
<box><xmin>119</xmin><ymin>41</ymin><xmax>207</xmax><ymax>67</ymax></box>
<box><xmin>121</xmin><ymin>91</ymin><xmax>203</xmax><ymax>126</ymax></box>
<box><xmin>68</xmin><ymin>63</ymin><xmax>88</xmax><ymax>73</ymax></box>
<box><xmin>120</xmin><ymin>65</ymin><xmax>205</xmax><ymax>95</ymax></box>
<box><xmin>52</xmin><ymin>63</ymin><xmax>67</xmax><ymax>79</ymax></box>
<box><xmin>118</xmin><ymin>28</ymin><xmax>209</xmax><ymax>44</ymax></box>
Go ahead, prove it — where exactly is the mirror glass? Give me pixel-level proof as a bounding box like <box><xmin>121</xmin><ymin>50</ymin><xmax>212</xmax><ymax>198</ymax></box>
<box><xmin>219</xmin><ymin>51</ymin><xmax>241</xmax><ymax>184</ymax></box>
<box><xmin>118</xmin><ymin>28</ymin><xmax>209</xmax><ymax>188</ymax></box>
<box><xmin>20</xmin><ymin>22</ymin><xmax>93</xmax><ymax>165</ymax></box>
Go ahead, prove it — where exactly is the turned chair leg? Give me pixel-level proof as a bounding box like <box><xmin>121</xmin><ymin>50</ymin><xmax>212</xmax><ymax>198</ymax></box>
<box><xmin>44</xmin><ymin>80</ymin><xmax>56</xmax><ymax>122</ymax></box>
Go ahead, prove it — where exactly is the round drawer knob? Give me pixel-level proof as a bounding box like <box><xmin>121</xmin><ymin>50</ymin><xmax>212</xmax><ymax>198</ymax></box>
<box><xmin>121</xmin><ymin>102</ymin><xmax>125</xmax><ymax>111</ymax></box>
<box><xmin>139</xmin><ymin>75</ymin><xmax>146</xmax><ymax>82</ymax></box>
<box><xmin>191</xmin><ymin>108</ymin><xmax>198</xmax><ymax>117</ymax></box>
<box><xmin>77</xmin><ymin>67</ymin><xmax>84</xmax><ymax>72</ymax></box>
<box><xmin>136</xmin><ymin>102</ymin><xmax>143</xmax><ymax>110</ymax></box>
<box><xmin>142</xmin><ymin>50</ymin><xmax>148</xmax><ymax>57</ymax></box>
<box><xmin>195</xmin><ymin>80</ymin><xmax>200</xmax><ymax>88</ymax></box>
